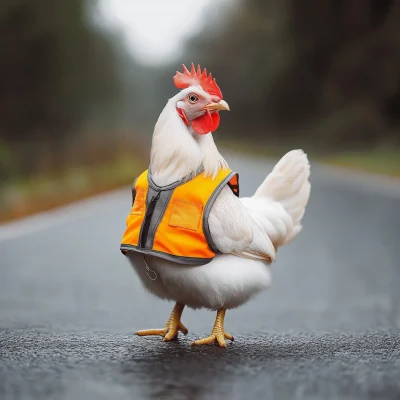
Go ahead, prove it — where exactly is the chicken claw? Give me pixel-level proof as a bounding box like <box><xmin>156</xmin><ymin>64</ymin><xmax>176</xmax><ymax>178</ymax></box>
<box><xmin>135</xmin><ymin>302</ymin><xmax>188</xmax><ymax>341</ymax></box>
<box><xmin>191</xmin><ymin>308</ymin><xmax>233</xmax><ymax>348</ymax></box>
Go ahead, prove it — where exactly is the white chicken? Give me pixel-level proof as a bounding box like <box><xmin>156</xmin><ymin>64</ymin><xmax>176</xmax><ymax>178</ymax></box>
<box><xmin>122</xmin><ymin>64</ymin><xmax>311</xmax><ymax>347</ymax></box>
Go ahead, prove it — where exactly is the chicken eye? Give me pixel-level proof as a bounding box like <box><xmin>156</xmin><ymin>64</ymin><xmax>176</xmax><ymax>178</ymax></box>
<box><xmin>188</xmin><ymin>93</ymin><xmax>199</xmax><ymax>103</ymax></box>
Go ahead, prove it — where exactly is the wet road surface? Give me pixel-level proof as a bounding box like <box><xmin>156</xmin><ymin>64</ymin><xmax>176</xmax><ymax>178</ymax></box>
<box><xmin>1</xmin><ymin>152</ymin><xmax>400</xmax><ymax>400</ymax></box>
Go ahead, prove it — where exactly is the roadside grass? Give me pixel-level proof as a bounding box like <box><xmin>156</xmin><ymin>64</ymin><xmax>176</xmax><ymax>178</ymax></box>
<box><xmin>219</xmin><ymin>139</ymin><xmax>400</xmax><ymax>179</ymax></box>
<box><xmin>1</xmin><ymin>139</ymin><xmax>399</xmax><ymax>224</ymax></box>
<box><xmin>0</xmin><ymin>155</ymin><xmax>144</xmax><ymax>223</ymax></box>
<box><xmin>321</xmin><ymin>150</ymin><xmax>400</xmax><ymax>178</ymax></box>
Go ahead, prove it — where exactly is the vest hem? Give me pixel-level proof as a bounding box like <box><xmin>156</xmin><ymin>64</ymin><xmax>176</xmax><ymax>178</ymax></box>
<box><xmin>120</xmin><ymin>244</ymin><xmax>214</xmax><ymax>266</ymax></box>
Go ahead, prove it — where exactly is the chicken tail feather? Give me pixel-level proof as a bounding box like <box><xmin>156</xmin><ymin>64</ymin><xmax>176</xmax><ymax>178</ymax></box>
<box><xmin>254</xmin><ymin>149</ymin><xmax>311</xmax><ymax>245</ymax></box>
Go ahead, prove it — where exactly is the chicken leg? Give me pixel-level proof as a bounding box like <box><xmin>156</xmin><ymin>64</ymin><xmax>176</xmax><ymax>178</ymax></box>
<box><xmin>135</xmin><ymin>302</ymin><xmax>188</xmax><ymax>341</ymax></box>
<box><xmin>191</xmin><ymin>308</ymin><xmax>234</xmax><ymax>348</ymax></box>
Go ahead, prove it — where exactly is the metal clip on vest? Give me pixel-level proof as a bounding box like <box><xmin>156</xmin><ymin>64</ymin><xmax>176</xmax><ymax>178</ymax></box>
<box><xmin>143</xmin><ymin>255</ymin><xmax>157</xmax><ymax>281</ymax></box>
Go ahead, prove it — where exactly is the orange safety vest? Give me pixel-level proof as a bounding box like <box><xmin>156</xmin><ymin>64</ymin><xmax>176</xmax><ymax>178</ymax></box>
<box><xmin>120</xmin><ymin>168</ymin><xmax>239</xmax><ymax>265</ymax></box>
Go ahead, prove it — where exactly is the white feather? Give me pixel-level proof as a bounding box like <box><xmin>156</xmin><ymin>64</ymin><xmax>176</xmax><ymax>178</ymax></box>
<box><xmin>127</xmin><ymin>92</ymin><xmax>311</xmax><ymax>311</ymax></box>
<box><xmin>127</xmin><ymin>252</ymin><xmax>271</xmax><ymax>310</ymax></box>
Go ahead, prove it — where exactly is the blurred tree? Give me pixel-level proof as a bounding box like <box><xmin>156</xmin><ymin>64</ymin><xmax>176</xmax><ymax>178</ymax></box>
<box><xmin>178</xmin><ymin>0</ymin><xmax>400</xmax><ymax>151</ymax></box>
<box><xmin>0</xmin><ymin>0</ymin><xmax>120</xmax><ymax>178</ymax></box>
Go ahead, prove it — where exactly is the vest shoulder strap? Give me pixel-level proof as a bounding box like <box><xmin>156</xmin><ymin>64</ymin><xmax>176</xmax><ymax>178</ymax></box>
<box><xmin>202</xmin><ymin>170</ymin><xmax>239</xmax><ymax>253</ymax></box>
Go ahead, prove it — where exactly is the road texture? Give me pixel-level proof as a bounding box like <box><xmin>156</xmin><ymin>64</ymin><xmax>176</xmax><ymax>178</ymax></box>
<box><xmin>1</xmin><ymin>152</ymin><xmax>400</xmax><ymax>400</ymax></box>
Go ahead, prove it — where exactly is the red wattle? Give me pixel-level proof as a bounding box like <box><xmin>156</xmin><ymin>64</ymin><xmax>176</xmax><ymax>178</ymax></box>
<box><xmin>192</xmin><ymin>110</ymin><xmax>220</xmax><ymax>135</ymax></box>
<box><xmin>176</xmin><ymin>108</ymin><xmax>189</xmax><ymax>126</ymax></box>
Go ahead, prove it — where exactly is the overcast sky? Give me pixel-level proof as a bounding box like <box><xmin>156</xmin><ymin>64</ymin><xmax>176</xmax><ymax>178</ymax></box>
<box><xmin>98</xmin><ymin>0</ymin><xmax>217</xmax><ymax>65</ymax></box>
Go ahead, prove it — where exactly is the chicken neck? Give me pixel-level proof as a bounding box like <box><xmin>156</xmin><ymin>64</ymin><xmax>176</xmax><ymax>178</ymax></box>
<box><xmin>150</xmin><ymin>96</ymin><xmax>228</xmax><ymax>187</ymax></box>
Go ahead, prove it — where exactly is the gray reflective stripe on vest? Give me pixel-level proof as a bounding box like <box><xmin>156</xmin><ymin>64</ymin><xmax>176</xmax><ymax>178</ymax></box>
<box><xmin>137</xmin><ymin>184</ymin><xmax>152</xmax><ymax>248</ymax></box>
<box><xmin>120</xmin><ymin>244</ymin><xmax>213</xmax><ymax>265</ymax></box>
<box><xmin>203</xmin><ymin>171</ymin><xmax>239</xmax><ymax>254</ymax></box>
<box><xmin>137</xmin><ymin>185</ymin><xmax>174</xmax><ymax>250</ymax></box>
<box><xmin>145</xmin><ymin>189</ymin><xmax>174</xmax><ymax>249</ymax></box>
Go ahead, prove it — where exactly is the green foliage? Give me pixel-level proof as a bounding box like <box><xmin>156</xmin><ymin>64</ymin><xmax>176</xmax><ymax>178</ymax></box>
<box><xmin>0</xmin><ymin>0</ymin><xmax>121</xmax><ymax>177</ymax></box>
<box><xmin>321</xmin><ymin>149</ymin><xmax>400</xmax><ymax>177</ymax></box>
<box><xmin>178</xmin><ymin>0</ymin><xmax>400</xmax><ymax>150</ymax></box>
<box><xmin>0</xmin><ymin>152</ymin><xmax>143</xmax><ymax>221</ymax></box>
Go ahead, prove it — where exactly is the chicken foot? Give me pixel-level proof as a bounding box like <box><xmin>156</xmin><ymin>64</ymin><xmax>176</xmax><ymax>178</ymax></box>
<box><xmin>191</xmin><ymin>308</ymin><xmax>234</xmax><ymax>348</ymax></box>
<box><xmin>135</xmin><ymin>302</ymin><xmax>188</xmax><ymax>341</ymax></box>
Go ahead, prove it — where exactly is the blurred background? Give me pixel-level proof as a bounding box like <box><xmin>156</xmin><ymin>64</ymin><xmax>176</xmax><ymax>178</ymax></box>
<box><xmin>1</xmin><ymin>0</ymin><xmax>399</xmax><ymax>221</ymax></box>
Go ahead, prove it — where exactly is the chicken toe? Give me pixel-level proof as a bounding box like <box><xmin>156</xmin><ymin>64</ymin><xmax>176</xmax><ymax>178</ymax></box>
<box><xmin>191</xmin><ymin>308</ymin><xmax>233</xmax><ymax>348</ymax></box>
<box><xmin>135</xmin><ymin>302</ymin><xmax>188</xmax><ymax>341</ymax></box>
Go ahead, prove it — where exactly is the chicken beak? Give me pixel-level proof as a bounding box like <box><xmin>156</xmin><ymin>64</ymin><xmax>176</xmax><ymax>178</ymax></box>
<box><xmin>202</xmin><ymin>100</ymin><xmax>230</xmax><ymax>111</ymax></box>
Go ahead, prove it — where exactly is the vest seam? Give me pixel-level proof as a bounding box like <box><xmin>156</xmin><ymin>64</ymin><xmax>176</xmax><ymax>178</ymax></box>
<box><xmin>203</xmin><ymin>171</ymin><xmax>238</xmax><ymax>254</ymax></box>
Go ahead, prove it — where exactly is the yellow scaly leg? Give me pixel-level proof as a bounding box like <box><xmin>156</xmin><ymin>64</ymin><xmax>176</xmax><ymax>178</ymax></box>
<box><xmin>135</xmin><ymin>302</ymin><xmax>188</xmax><ymax>341</ymax></box>
<box><xmin>191</xmin><ymin>308</ymin><xmax>234</xmax><ymax>348</ymax></box>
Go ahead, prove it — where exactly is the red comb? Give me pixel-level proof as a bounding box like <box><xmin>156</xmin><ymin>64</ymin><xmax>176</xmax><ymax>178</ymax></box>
<box><xmin>173</xmin><ymin>63</ymin><xmax>223</xmax><ymax>99</ymax></box>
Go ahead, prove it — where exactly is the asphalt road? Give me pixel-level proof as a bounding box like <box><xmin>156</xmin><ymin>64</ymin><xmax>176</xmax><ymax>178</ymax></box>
<box><xmin>1</xmin><ymin>152</ymin><xmax>400</xmax><ymax>400</ymax></box>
